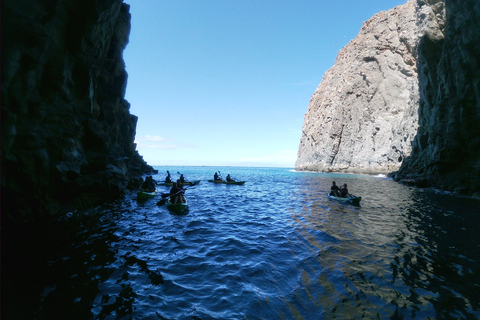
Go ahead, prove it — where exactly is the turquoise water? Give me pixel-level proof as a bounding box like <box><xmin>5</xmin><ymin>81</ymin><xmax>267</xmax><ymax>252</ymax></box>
<box><xmin>4</xmin><ymin>167</ymin><xmax>480</xmax><ymax>319</ymax></box>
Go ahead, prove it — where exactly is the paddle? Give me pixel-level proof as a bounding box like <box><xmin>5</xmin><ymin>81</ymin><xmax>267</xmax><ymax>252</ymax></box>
<box><xmin>156</xmin><ymin>186</ymin><xmax>194</xmax><ymax>206</ymax></box>
<box><xmin>156</xmin><ymin>198</ymin><xmax>169</xmax><ymax>206</ymax></box>
<box><xmin>158</xmin><ymin>192</ymin><xmax>174</xmax><ymax>205</ymax></box>
<box><xmin>177</xmin><ymin>171</ymin><xmax>194</xmax><ymax>185</ymax></box>
<box><xmin>215</xmin><ymin>171</ymin><xmax>223</xmax><ymax>181</ymax></box>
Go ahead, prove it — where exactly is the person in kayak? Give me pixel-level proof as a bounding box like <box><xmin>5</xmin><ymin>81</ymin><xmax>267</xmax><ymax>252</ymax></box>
<box><xmin>165</xmin><ymin>171</ymin><xmax>172</xmax><ymax>183</ymax></box>
<box><xmin>214</xmin><ymin>172</ymin><xmax>221</xmax><ymax>181</ymax></box>
<box><xmin>226</xmin><ymin>174</ymin><xmax>235</xmax><ymax>182</ymax></box>
<box><xmin>141</xmin><ymin>176</ymin><xmax>156</xmax><ymax>192</ymax></box>
<box><xmin>330</xmin><ymin>181</ymin><xmax>340</xmax><ymax>196</ymax></box>
<box><xmin>179</xmin><ymin>174</ymin><xmax>186</xmax><ymax>184</ymax></box>
<box><xmin>339</xmin><ymin>183</ymin><xmax>350</xmax><ymax>197</ymax></box>
<box><xmin>169</xmin><ymin>181</ymin><xmax>185</xmax><ymax>203</ymax></box>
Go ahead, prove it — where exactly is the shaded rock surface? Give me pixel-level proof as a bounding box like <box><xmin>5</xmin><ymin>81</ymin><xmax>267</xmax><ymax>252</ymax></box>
<box><xmin>296</xmin><ymin>0</ymin><xmax>420</xmax><ymax>174</ymax></box>
<box><xmin>1</xmin><ymin>0</ymin><xmax>154</xmax><ymax>223</ymax></box>
<box><xmin>391</xmin><ymin>0</ymin><xmax>480</xmax><ymax>196</ymax></box>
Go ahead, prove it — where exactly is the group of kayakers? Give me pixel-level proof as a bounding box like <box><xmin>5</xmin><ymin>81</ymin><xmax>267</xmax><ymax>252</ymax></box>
<box><xmin>165</xmin><ymin>171</ymin><xmax>187</xmax><ymax>184</ymax></box>
<box><xmin>166</xmin><ymin>171</ymin><xmax>236</xmax><ymax>203</ymax></box>
<box><xmin>142</xmin><ymin>173</ymin><xmax>355</xmax><ymax>207</ymax></box>
<box><xmin>139</xmin><ymin>171</ymin><xmax>188</xmax><ymax>203</ymax></box>
<box><xmin>329</xmin><ymin>181</ymin><xmax>350</xmax><ymax>198</ymax></box>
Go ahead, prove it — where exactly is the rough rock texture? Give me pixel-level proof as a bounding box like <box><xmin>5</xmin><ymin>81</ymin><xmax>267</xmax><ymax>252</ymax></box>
<box><xmin>391</xmin><ymin>0</ymin><xmax>480</xmax><ymax>195</ymax></box>
<box><xmin>296</xmin><ymin>0</ymin><xmax>420</xmax><ymax>174</ymax></box>
<box><xmin>1</xmin><ymin>0</ymin><xmax>154</xmax><ymax>223</ymax></box>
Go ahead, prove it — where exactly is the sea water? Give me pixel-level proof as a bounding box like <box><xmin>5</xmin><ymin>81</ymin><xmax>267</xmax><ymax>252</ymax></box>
<box><xmin>4</xmin><ymin>166</ymin><xmax>480</xmax><ymax>319</ymax></box>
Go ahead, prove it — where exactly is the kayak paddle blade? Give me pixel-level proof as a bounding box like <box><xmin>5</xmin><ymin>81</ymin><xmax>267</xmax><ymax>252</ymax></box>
<box><xmin>157</xmin><ymin>198</ymin><xmax>168</xmax><ymax>206</ymax></box>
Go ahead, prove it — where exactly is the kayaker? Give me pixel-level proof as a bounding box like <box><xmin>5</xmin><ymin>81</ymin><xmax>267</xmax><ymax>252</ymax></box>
<box><xmin>330</xmin><ymin>181</ymin><xmax>340</xmax><ymax>196</ymax></box>
<box><xmin>165</xmin><ymin>171</ymin><xmax>172</xmax><ymax>183</ymax></box>
<box><xmin>226</xmin><ymin>174</ymin><xmax>234</xmax><ymax>182</ymax></box>
<box><xmin>339</xmin><ymin>183</ymin><xmax>350</xmax><ymax>197</ymax></box>
<box><xmin>169</xmin><ymin>182</ymin><xmax>185</xmax><ymax>204</ymax></box>
<box><xmin>179</xmin><ymin>174</ymin><xmax>186</xmax><ymax>184</ymax></box>
<box><xmin>141</xmin><ymin>176</ymin><xmax>156</xmax><ymax>192</ymax></box>
<box><xmin>214</xmin><ymin>172</ymin><xmax>221</xmax><ymax>181</ymax></box>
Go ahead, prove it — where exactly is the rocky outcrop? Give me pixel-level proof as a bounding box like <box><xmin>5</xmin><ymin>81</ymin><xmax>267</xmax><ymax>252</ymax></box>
<box><xmin>296</xmin><ymin>0</ymin><xmax>480</xmax><ymax>195</ymax></box>
<box><xmin>296</xmin><ymin>0</ymin><xmax>420</xmax><ymax>174</ymax></box>
<box><xmin>391</xmin><ymin>0</ymin><xmax>480</xmax><ymax>195</ymax></box>
<box><xmin>1</xmin><ymin>0</ymin><xmax>154</xmax><ymax>223</ymax></box>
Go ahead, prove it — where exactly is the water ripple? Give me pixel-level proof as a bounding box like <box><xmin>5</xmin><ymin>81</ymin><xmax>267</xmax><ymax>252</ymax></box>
<box><xmin>7</xmin><ymin>167</ymin><xmax>480</xmax><ymax>319</ymax></box>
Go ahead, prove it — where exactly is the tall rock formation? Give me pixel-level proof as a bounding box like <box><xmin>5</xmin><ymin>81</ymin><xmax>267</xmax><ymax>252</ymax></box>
<box><xmin>296</xmin><ymin>0</ymin><xmax>420</xmax><ymax>174</ymax></box>
<box><xmin>296</xmin><ymin>0</ymin><xmax>479</xmax><ymax>195</ymax></box>
<box><xmin>1</xmin><ymin>0</ymin><xmax>154</xmax><ymax>223</ymax></box>
<box><xmin>392</xmin><ymin>0</ymin><xmax>480</xmax><ymax>195</ymax></box>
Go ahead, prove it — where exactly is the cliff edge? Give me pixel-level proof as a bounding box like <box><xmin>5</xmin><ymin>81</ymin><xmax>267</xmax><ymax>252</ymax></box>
<box><xmin>1</xmin><ymin>0</ymin><xmax>154</xmax><ymax>223</ymax></box>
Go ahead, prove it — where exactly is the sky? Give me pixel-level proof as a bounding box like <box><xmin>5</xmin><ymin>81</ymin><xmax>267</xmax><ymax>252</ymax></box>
<box><xmin>124</xmin><ymin>0</ymin><xmax>407</xmax><ymax>168</ymax></box>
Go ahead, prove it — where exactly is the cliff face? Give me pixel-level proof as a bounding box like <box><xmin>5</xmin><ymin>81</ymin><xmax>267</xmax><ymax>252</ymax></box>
<box><xmin>296</xmin><ymin>0</ymin><xmax>420</xmax><ymax>174</ymax></box>
<box><xmin>296</xmin><ymin>0</ymin><xmax>479</xmax><ymax>195</ymax></box>
<box><xmin>1</xmin><ymin>0</ymin><xmax>153</xmax><ymax>223</ymax></box>
<box><xmin>392</xmin><ymin>0</ymin><xmax>480</xmax><ymax>195</ymax></box>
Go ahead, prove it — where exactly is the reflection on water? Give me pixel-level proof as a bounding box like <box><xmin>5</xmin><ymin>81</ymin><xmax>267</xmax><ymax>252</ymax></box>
<box><xmin>290</xmin><ymin>174</ymin><xmax>480</xmax><ymax>319</ymax></box>
<box><xmin>2</xmin><ymin>167</ymin><xmax>479</xmax><ymax>319</ymax></box>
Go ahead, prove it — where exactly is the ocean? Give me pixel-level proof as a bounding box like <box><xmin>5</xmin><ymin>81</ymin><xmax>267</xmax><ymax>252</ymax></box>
<box><xmin>3</xmin><ymin>166</ymin><xmax>480</xmax><ymax>319</ymax></box>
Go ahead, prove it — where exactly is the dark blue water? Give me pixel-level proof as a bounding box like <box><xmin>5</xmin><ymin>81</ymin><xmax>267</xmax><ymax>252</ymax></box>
<box><xmin>5</xmin><ymin>167</ymin><xmax>480</xmax><ymax>319</ymax></box>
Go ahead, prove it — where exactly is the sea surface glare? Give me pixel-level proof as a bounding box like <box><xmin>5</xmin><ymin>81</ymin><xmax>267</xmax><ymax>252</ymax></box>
<box><xmin>4</xmin><ymin>167</ymin><xmax>480</xmax><ymax>319</ymax></box>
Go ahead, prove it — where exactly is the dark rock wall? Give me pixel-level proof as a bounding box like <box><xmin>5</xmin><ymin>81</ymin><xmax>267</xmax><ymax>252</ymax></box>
<box><xmin>392</xmin><ymin>0</ymin><xmax>480</xmax><ymax>195</ymax></box>
<box><xmin>1</xmin><ymin>0</ymin><xmax>153</xmax><ymax>223</ymax></box>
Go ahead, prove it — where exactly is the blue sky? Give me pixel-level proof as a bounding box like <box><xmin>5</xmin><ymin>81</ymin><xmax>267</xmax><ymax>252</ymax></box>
<box><xmin>124</xmin><ymin>0</ymin><xmax>407</xmax><ymax>167</ymax></box>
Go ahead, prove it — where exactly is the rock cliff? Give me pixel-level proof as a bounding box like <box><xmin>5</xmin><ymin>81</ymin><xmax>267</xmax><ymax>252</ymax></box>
<box><xmin>296</xmin><ymin>0</ymin><xmax>480</xmax><ymax>195</ymax></box>
<box><xmin>296</xmin><ymin>0</ymin><xmax>420</xmax><ymax>174</ymax></box>
<box><xmin>391</xmin><ymin>0</ymin><xmax>480</xmax><ymax>195</ymax></box>
<box><xmin>1</xmin><ymin>0</ymin><xmax>154</xmax><ymax>223</ymax></box>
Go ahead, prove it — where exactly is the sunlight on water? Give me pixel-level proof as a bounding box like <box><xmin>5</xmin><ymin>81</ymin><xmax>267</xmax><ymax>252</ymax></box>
<box><xmin>10</xmin><ymin>167</ymin><xmax>480</xmax><ymax>319</ymax></box>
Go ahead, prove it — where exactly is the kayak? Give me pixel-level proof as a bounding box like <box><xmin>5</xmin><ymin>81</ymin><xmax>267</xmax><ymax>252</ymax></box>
<box><xmin>137</xmin><ymin>188</ymin><xmax>156</xmax><ymax>197</ymax></box>
<box><xmin>137</xmin><ymin>188</ymin><xmax>156</xmax><ymax>202</ymax></box>
<box><xmin>157</xmin><ymin>180</ymin><xmax>200</xmax><ymax>186</ymax></box>
<box><xmin>167</xmin><ymin>197</ymin><xmax>189</xmax><ymax>213</ymax></box>
<box><xmin>328</xmin><ymin>194</ymin><xmax>362</xmax><ymax>205</ymax></box>
<box><xmin>208</xmin><ymin>179</ymin><xmax>245</xmax><ymax>185</ymax></box>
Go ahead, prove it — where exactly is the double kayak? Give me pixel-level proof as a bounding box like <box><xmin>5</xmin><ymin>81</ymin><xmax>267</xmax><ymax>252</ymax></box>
<box><xmin>328</xmin><ymin>194</ymin><xmax>362</xmax><ymax>205</ymax></box>
<box><xmin>167</xmin><ymin>197</ymin><xmax>189</xmax><ymax>213</ymax></box>
<box><xmin>157</xmin><ymin>180</ymin><xmax>201</xmax><ymax>186</ymax></box>
<box><xmin>208</xmin><ymin>179</ymin><xmax>245</xmax><ymax>185</ymax></box>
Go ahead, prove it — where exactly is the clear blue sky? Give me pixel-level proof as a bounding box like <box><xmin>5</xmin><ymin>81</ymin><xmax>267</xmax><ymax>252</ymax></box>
<box><xmin>124</xmin><ymin>0</ymin><xmax>407</xmax><ymax>167</ymax></box>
